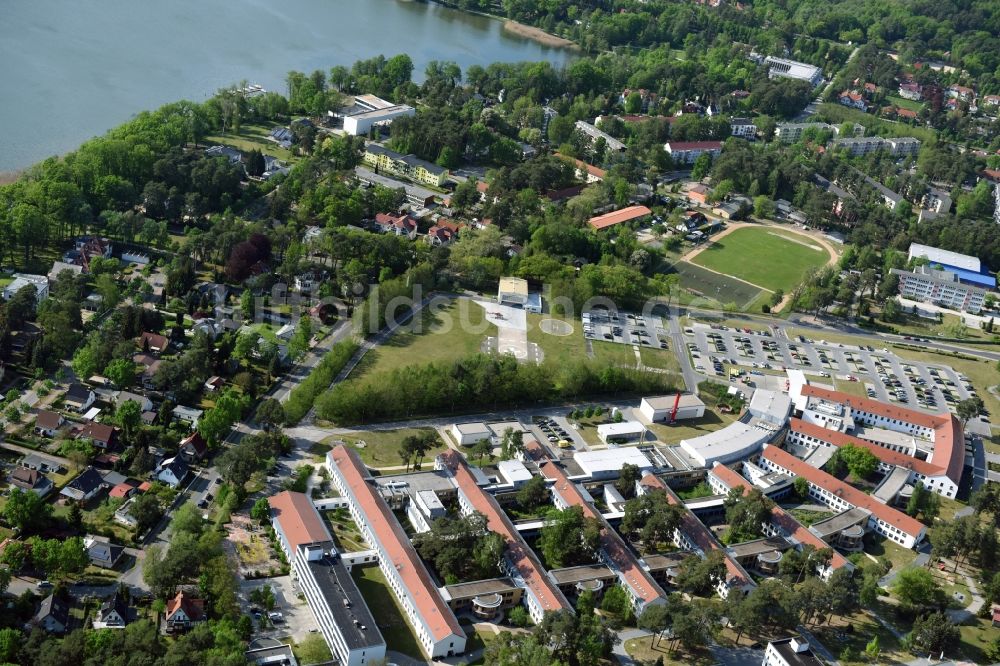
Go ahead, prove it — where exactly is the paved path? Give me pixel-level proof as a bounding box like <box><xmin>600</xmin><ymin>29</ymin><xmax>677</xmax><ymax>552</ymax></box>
<box><xmin>0</xmin><ymin>440</ymin><xmax>71</xmax><ymax>468</ymax></box>
<box><xmin>611</xmin><ymin>628</ymin><xmax>653</xmax><ymax>665</ymax></box>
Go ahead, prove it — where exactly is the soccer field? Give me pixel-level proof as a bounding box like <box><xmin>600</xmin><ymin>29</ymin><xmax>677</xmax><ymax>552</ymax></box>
<box><xmin>689</xmin><ymin>227</ymin><xmax>830</xmax><ymax>293</ymax></box>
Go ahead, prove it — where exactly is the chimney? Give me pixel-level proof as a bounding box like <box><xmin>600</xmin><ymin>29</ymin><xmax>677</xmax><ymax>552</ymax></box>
<box><xmin>790</xmin><ymin>637</ymin><xmax>809</xmax><ymax>653</ymax></box>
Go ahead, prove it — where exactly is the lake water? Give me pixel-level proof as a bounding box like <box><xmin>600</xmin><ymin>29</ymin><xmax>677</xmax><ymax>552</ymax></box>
<box><xmin>0</xmin><ymin>0</ymin><xmax>572</xmax><ymax>172</ymax></box>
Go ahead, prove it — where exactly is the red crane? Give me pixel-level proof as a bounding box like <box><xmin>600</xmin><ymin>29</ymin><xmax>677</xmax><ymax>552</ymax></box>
<box><xmin>668</xmin><ymin>392</ymin><xmax>682</xmax><ymax>424</ymax></box>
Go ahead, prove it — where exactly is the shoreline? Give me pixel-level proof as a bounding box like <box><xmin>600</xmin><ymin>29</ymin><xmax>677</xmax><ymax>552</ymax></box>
<box><xmin>501</xmin><ymin>20</ymin><xmax>578</xmax><ymax>50</ymax></box>
<box><xmin>427</xmin><ymin>0</ymin><xmax>579</xmax><ymax>50</ymax></box>
<box><xmin>0</xmin><ymin>170</ymin><xmax>23</xmax><ymax>185</ymax></box>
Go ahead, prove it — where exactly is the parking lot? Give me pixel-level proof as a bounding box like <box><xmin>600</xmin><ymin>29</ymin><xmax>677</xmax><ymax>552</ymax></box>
<box><xmin>240</xmin><ymin>575</ymin><xmax>319</xmax><ymax>644</ymax></box>
<box><xmin>583</xmin><ymin>309</ymin><xmax>671</xmax><ymax>349</ymax></box>
<box><xmin>529</xmin><ymin>415</ymin><xmax>589</xmax><ymax>457</ymax></box>
<box><xmin>683</xmin><ymin>323</ymin><xmax>977</xmax><ymax>414</ymax></box>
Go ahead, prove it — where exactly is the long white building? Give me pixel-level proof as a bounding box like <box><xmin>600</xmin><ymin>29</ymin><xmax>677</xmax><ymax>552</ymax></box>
<box><xmin>764</xmin><ymin>56</ymin><xmax>824</xmax><ymax>87</ymax></box>
<box><xmin>327</xmin><ymin>446</ymin><xmax>467</xmax><ymax>659</ymax></box>
<box><xmin>679</xmin><ymin>389</ymin><xmax>790</xmax><ymax>467</ymax></box>
<box><xmin>268</xmin><ymin>491</ymin><xmax>386</xmax><ymax>666</ymax></box>
<box><xmin>892</xmin><ymin>265</ymin><xmax>990</xmax><ymax>314</ymax></box>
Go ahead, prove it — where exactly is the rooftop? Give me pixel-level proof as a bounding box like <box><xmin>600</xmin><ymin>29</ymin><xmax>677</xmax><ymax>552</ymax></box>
<box><xmin>761</xmin><ymin>445</ymin><xmax>925</xmax><ymax>539</ymax></box>
<box><xmin>268</xmin><ymin>491</ymin><xmax>334</xmax><ymax>552</ymax></box>
<box><xmin>306</xmin><ymin>555</ymin><xmax>385</xmax><ymax>650</ymax></box>
<box><xmin>329</xmin><ymin>446</ymin><xmax>464</xmax><ymax>643</ymax></box>
<box><xmin>588</xmin><ymin>205</ymin><xmax>652</xmax><ymax>230</ymax></box>
<box><xmin>642</xmin><ymin>394</ymin><xmax>706</xmax><ymax>410</ymax></box>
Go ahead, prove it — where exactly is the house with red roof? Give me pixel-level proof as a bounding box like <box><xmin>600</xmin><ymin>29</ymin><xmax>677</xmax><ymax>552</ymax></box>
<box><xmin>588</xmin><ymin>205</ymin><xmax>652</xmax><ymax>231</ymax></box>
<box><xmin>374</xmin><ymin>212</ymin><xmax>418</xmax><ymax>239</ymax></box>
<box><xmin>164</xmin><ymin>591</ymin><xmax>205</xmax><ymax>632</ymax></box>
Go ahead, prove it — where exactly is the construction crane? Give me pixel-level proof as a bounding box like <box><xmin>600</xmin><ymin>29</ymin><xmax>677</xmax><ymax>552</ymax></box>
<box><xmin>668</xmin><ymin>392</ymin><xmax>682</xmax><ymax>424</ymax></box>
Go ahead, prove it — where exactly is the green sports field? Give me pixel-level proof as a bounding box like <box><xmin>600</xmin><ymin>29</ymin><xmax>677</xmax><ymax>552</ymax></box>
<box><xmin>689</xmin><ymin>227</ymin><xmax>831</xmax><ymax>293</ymax></box>
<box><xmin>670</xmin><ymin>260</ymin><xmax>766</xmax><ymax>310</ymax></box>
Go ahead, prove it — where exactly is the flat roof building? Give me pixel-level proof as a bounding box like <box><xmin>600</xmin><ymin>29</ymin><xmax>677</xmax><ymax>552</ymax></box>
<box><xmin>339</xmin><ymin>94</ymin><xmax>416</xmax><ymax>136</ymax></box>
<box><xmin>268</xmin><ymin>491</ymin><xmax>385</xmax><ymax>666</ymax></box>
<box><xmin>574</xmin><ymin>446</ymin><xmax>652</xmax><ymax>480</ymax></box>
<box><xmin>451</xmin><ymin>422</ymin><xmax>493</xmax><ymax>447</ymax></box>
<box><xmin>892</xmin><ymin>266</ymin><xmax>992</xmax><ymax>314</ymax></box>
<box><xmin>909</xmin><ymin>243</ymin><xmax>981</xmax><ymax>273</ymax></box>
<box><xmin>638</xmin><ymin>394</ymin><xmax>706</xmax><ymax>423</ymax></box>
<box><xmin>327</xmin><ymin>446</ymin><xmax>466</xmax><ymax>659</ymax></box>
<box><xmin>764</xmin><ymin>56</ymin><xmax>824</xmax><ymax>87</ymax></box>
<box><xmin>679</xmin><ymin>389</ymin><xmax>789</xmax><ymax>467</ymax></box>
<box><xmin>763</xmin><ymin>637</ymin><xmax>826</xmax><ymax>666</ymax></box>
<box><xmin>497</xmin><ymin>459</ymin><xmax>533</xmax><ymax>488</ymax></box>
<box><xmin>595</xmin><ymin>421</ymin><xmax>648</xmax><ymax>446</ymax></box>
<box><xmin>575</xmin><ymin>120</ymin><xmax>627</xmax><ymax>152</ymax></box>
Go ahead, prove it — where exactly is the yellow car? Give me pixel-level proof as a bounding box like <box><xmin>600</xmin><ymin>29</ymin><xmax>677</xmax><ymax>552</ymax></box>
<box><xmin>557</xmin><ymin>439</ymin><xmax>572</xmax><ymax>448</ymax></box>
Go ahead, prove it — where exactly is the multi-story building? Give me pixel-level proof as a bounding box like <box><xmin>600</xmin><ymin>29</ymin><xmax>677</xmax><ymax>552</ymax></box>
<box><xmin>757</xmin><ymin>445</ymin><xmax>926</xmax><ymax>548</ymax></box>
<box><xmin>830</xmin><ymin>136</ymin><xmax>920</xmax><ymax>157</ymax></box>
<box><xmin>764</xmin><ymin>56</ymin><xmax>824</xmax><ymax>87</ymax></box>
<box><xmin>436</xmin><ymin>451</ymin><xmax>572</xmax><ymax>622</ymax></box>
<box><xmin>892</xmin><ymin>265</ymin><xmax>990</xmax><ymax>314</ymax></box>
<box><xmin>2</xmin><ymin>273</ymin><xmax>48</xmax><ymax>302</ymax></box>
<box><xmin>268</xmin><ymin>491</ymin><xmax>386</xmax><ymax>666</ymax></box>
<box><xmin>663</xmin><ymin>140</ymin><xmax>724</xmax><ymax>164</ymax></box>
<box><xmin>762</xmin><ymin>637</ymin><xmax>826</xmax><ymax>666</ymax></box>
<box><xmin>575</xmin><ymin>120</ymin><xmax>627</xmax><ymax>152</ymax></box>
<box><xmin>729</xmin><ymin>118</ymin><xmax>757</xmax><ymax>139</ymax></box>
<box><xmin>339</xmin><ymin>94</ymin><xmax>416</xmax><ymax>136</ymax></box>
<box><xmin>362</xmin><ymin>144</ymin><xmax>449</xmax><ymax>187</ymax></box>
<box><xmin>774</xmin><ymin>122</ymin><xmax>837</xmax><ymax>144</ymax></box>
<box><xmin>327</xmin><ymin>446</ymin><xmax>467</xmax><ymax>659</ymax></box>
<box><xmin>525</xmin><ymin>441</ymin><xmax>668</xmax><ymax>614</ymax></box>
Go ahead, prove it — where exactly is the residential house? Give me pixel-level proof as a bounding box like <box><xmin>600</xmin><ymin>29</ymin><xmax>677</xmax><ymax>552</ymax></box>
<box><xmin>93</xmin><ymin>591</ymin><xmax>130</xmax><ymax>629</ymax></box>
<box><xmin>33</xmin><ymin>595</ymin><xmax>70</xmax><ymax>634</ymax></box>
<box><xmin>63</xmin><ymin>236</ymin><xmax>112</xmax><ymax>272</ymax></box>
<box><xmin>114</xmin><ymin>391</ymin><xmax>153</xmax><ymax>413</ymax></box>
<box><xmin>172</xmin><ymin>405</ymin><xmax>203</xmax><ymax>429</ymax></box>
<box><xmin>133</xmin><ymin>354</ymin><xmax>162</xmax><ymax>390</ymax></box>
<box><xmin>898</xmin><ymin>82</ymin><xmax>923</xmax><ymax>101</ymax></box>
<box><xmin>838</xmin><ymin>91</ymin><xmax>868</xmax><ymax>111</ymax></box>
<box><xmin>63</xmin><ymin>383</ymin><xmax>96</xmax><ymax>413</ymax></box>
<box><xmin>9</xmin><ymin>468</ymin><xmax>53</xmax><ymax>497</ymax></box>
<box><xmin>948</xmin><ymin>85</ymin><xmax>974</xmax><ymax>101</ymax></box>
<box><xmin>363</xmin><ymin>143</ymin><xmax>449</xmax><ymax>187</ymax></box>
<box><xmin>687</xmin><ymin>184</ymin><xmax>710</xmax><ymax>205</ymax></box>
<box><xmin>47</xmin><ymin>261</ymin><xmax>84</xmax><ymax>282</ymax></box>
<box><xmin>20</xmin><ymin>453</ymin><xmax>62</xmax><ymax>474</ymax></box>
<box><xmin>270</xmin><ymin>126</ymin><xmax>295</xmax><ymax>149</ymax></box>
<box><xmin>156</xmin><ymin>457</ymin><xmax>189</xmax><ymax>488</ymax></box>
<box><xmin>34</xmin><ymin>410</ymin><xmax>64</xmax><ymax>437</ymax></box>
<box><xmin>164</xmin><ymin>591</ymin><xmax>206</xmax><ymax>633</ymax></box>
<box><xmin>84</xmin><ymin>535</ymin><xmax>125</xmax><ymax>569</ymax></box>
<box><xmin>137</xmin><ymin>331</ymin><xmax>169</xmax><ymax>355</ymax></box>
<box><xmin>82</xmin><ymin>293</ymin><xmax>104</xmax><ymax>312</ymax></box>
<box><xmin>61</xmin><ymin>467</ymin><xmax>107</xmax><ymax>502</ymax></box>
<box><xmin>203</xmin><ymin>376</ymin><xmax>225</xmax><ymax>392</ymax></box>
<box><xmin>179</xmin><ymin>432</ymin><xmax>208</xmax><ymax>462</ymax></box>
<box><xmin>374</xmin><ymin>212</ymin><xmax>418</xmax><ymax>238</ymax></box>
<box><xmin>205</xmin><ymin>145</ymin><xmax>243</xmax><ymax>165</ymax></box>
<box><xmin>982</xmin><ymin>95</ymin><xmax>1000</xmax><ymax>108</ymax></box>
<box><xmin>292</xmin><ymin>268</ymin><xmax>327</xmax><ymax>295</ymax></box>
<box><xmin>729</xmin><ymin>118</ymin><xmax>757</xmax><ymax>139</ymax></box>
<box><xmin>113</xmin><ymin>498</ymin><xmax>139</xmax><ymax>528</ymax></box>
<box><xmin>555</xmin><ymin>153</ymin><xmax>605</xmax><ymax>183</ymax></box>
<box><xmin>2</xmin><ymin>274</ymin><xmax>49</xmax><ymax>302</ymax></box>
<box><xmin>77</xmin><ymin>422</ymin><xmax>117</xmax><ymax>450</ymax></box>
<box><xmin>619</xmin><ymin>88</ymin><xmax>659</xmax><ymax>113</ymax></box>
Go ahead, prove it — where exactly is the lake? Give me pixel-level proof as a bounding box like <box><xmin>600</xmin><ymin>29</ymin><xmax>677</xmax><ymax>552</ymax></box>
<box><xmin>0</xmin><ymin>0</ymin><xmax>573</xmax><ymax>172</ymax></box>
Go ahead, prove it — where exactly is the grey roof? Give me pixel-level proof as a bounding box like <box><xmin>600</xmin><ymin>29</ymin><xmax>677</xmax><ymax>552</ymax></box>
<box><xmin>306</xmin><ymin>556</ymin><xmax>384</xmax><ymax>651</ymax></box>
<box><xmin>65</xmin><ymin>383</ymin><xmax>93</xmax><ymax>403</ymax></box>
<box><xmin>364</xmin><ymin>143</ymin><xmax>447</xmax><ymax>176</ymax></box>
<box><xmin>67</xmin><ymin>467</ymin><xmax>105</xmax><ymax>495</ymax></box>
<box><xmin>35</xmin><ymin>594</ymin><xmax>70</xmax><ymax>628</ymax></box>
<box><xmin>99</xmin><ymin>590</ymin><xmax>129</xmax><ymax>623</ymax></box>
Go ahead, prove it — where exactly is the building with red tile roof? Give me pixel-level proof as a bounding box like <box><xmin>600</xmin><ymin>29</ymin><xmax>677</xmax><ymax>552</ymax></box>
<box><xmin>758</xmin><ymin>445</ymin><xmax>926</xmax><ymax>548</ymax></box>
<box><xmin>637</xmin><ymin>473</ymin><xmax>753</xmax><ymax>598</ymax></box>
<box><xmin>793</xmin><ymin>385</ymin><xmax>963</xmax><ymax>497</ymax></box>
<box><xmin>588</xmin><ymin>205</ymin><xmax>653</xmax><ymax>231</ymax></box>
<box><xmin>437</xmin><ymin>450</ymin><xmax>571</xmax><ymax>622</ymax></box>
<box><xmin>109</xmin><ymin>483</ymin><xmax>135</xmax><ymax>500</ymax></box>
<box><xmin>327</xmin><ymin>446</ymin><xmax>465</xmax><ymax>659</ymax></box>
<box><xmin>707</xmin><ymin>463</ymin><xmax>852</xmax><ymax>577</ymax></box>
<box><xmin>524</xmin><ymin>440</ymin><xmax>666</xmax><ymax>612</ymax></box>
<box><xmin>555</xmin><ymin>153</ymin><xmax>606</xmax><ymax>182</ymax></box>
<box><xmin>165</xmin><ymin>591</ymin><xmax>205</xmax><ymax>631</ymax></box>
<box><xmin>268</xmin><ymin>490</ymin><xmax>334</xmax><ymax>556</ymax></box>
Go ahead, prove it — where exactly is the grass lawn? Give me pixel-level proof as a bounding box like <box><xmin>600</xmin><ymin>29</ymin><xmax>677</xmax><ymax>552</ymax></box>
<box><xmin>668</xmin><ymin>260</ymin><xmax>766</xmax><ymax>310</ymax></box>
<box><xmin>886</xmin><ymin>95</ymin><xmax>924</xmax><ymax>113</ymax></box>
<box><xmin>624</xmin><ymin>636</ymin><xmax>714</xmax><ymax>665</ymax></box>
<box><xmin>526</xmin><ymin>312</ymin><xmax>583</xmax><ymax>367</ymax></box>
<box><xmin>689</xmin><ymin>227</ymin><xmax>831</xmax><ymax>293</ymax></box>
<box><xmin>349</xmin><ymin>297</ymin><xmax>496</xmax><ymax>382</ymax></box>
<box><xmin>810</xmin><ymin>609</ymin><xmax>913</xmax><ymax>665</ymax></box>
<box><xmin>834</xmin><ymin>378</ymin><xmax>868</xmax><ymax>397</ymax></box>
<box><xmin>322</xmin><ymin>508</ymin><xmax>369</xmax><ymax>552</ymax></box>
<box><xmin>785</xmin><ymin>507</ymin><xmax>833</xmax><ymax>526</ymax></box>
<box><xmin>863</xmin><ymin>533</ymin><xmax>917</xmax><ymax>573</ymax></box>
<box><xmin>647</xmin><ymin>407</ymin><xmax>738</xmax><ymax>444</ymax></box>
<box><xmin>203</xmin><ymin>122</ymin><xmax>297</xmax><ymax>162</ymax></box>
<box><xmin>325</xmin><ymin>427</ymin><xmax>448</xmax><ymax>469</ymax></box>
<box><xmin>351</xmin><ymin>564</ymin><xmax>425</xmax><ymax>660</ymax></box>
<box><xmin>956</xmin><ymin>616</ymin><xmax>998</xmax><ymax>664</ymax></box>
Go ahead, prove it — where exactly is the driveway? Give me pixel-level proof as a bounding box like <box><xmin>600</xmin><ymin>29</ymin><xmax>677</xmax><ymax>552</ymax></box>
<box><xmin>240</xmin><ymin>575</ymin><xmax>319</xmax><ymax>643</ymax></box>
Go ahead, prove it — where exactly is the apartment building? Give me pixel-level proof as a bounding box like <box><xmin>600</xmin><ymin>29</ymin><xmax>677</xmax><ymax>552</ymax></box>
<box><xmin>663</xmin><ymin>140</ymin><xmax>724</xmax><ymax>164</ymax></box>
<box><xmin>830</xmin><ymin>136</ymin><xmax>920</xmax><ymax>157</ymax></box>
<box><xmin>775</xmin><ymin>122</ymin><xmax>838</xmax><ymax>144</ymax></box>
<box><xmin>893</xmin><ymin>265</ymin><xmax>989</xmax><ymax>314</ymax></box>
<box><xmin>362</xmin><ymin>144</ymin><xmax>449</xmax><ymax>187</ymax></box>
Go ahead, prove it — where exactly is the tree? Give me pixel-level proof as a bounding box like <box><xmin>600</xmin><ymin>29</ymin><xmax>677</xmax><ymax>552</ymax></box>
<box><xmin>516</xmin><ymin>474</ymin><xmax>548</xmax><ymax>511</ymax></box>
<box><xmin>956</xmin><ymin>396</ymin><xmax>984</xmax><ymax>423</ymax></box>
<box><xmin>255</xmin><ymin>398</ymin><xmax>285</xmax><ymax>430</ymax></box>
<box><xmin>614</xmin><ymin>463</ymin><xmax>641</xmax><ymax>499</ymax></box>
<box><xmin>471</xmin><ymin>438</ymin><xmax>493</xmax><ymax>464</ymax></box>
<box><xmin>104</xmin><ymin>358</ymin><xmax>136</xmax><ymax>388</ymax></box>
<box><xmin>130</xmin><ymin>493</ymin><xmax>164</xmax><ymax>534</ymax></box>
<box><xmin>116</xmin><ymin>399</ymin><xmax>142</xmax><ymax>442</ymax></box>
<box><xmin>909</xmin><ymin>611</ymin><xmax>960</xmax><ymax>655</ymax></box>
<box><xmin>499</xmin><ymin>428</ymin><xmax>524</xmax><ymax>460</ymax></box>
<box><xmin>621</xmin><ymin>490</ymin><xmax>683</xmax><ymax>551</ymax></box>
<box><xmin>882</xmin><ymin>297</ymin><xmax>902</xmax><ymax>322</ymax></box>
<box><xmin>793</xmin><ymin>476</ymin><xmax>810</xmax><ymax>499</ymax></box>
<box><xmin>723</xmin><ymin>487</ymin><xmax>772</xmax><ymax>543</ymax></box>
<box><xmin>836</xmin><ymin>444</ymin><xmax>879</xmax><ymax>479</ymax></box>
<box><xmin>250</xmin><ymin>498</ymin><xmax>271</xmax><ymax>523</ymax></box>
<box><xmin>3</xmin><ymin>487</ymin><xmax>52</xmax><ymax>534</ymax></box>
<box><xmin>413</xmin><ymin>512</ymin><xmax>503</xmax><ymax>584</ymax></box>
<box><xmin>297</xmin><ymin>634</ymin><xmax>332</xmax><ymax>664</ymax></box>
<box><xmin>691</xmin><ymin>153</ymin><xmax>712</xmax><ymax>180</ymax></box>
<box><xmin>600</xmin><ymin>585</ymin><xmax>634</xmax><ymax>626</ymax></box>
<box><xmin>753</xmin><ymin>196</ymin><xmax>776</xmax><ymax>219</ymax></box>
<box><xmin>638</xmin><ymin>603</ymin><xmax>670</xmax><ymax>649</ymax></box>
<box><xmin>892</xmin><ymin>568</ymin><xmax>947</xmax><ymax>612</ymax></box>
<box><xmin>676</xmin><ymin>551</ymin><xmax>726</xmax><ymax>596</ymax></box>
<box><xmin>538</xmin><ymin>507</ymin><xmax>601</xmax><ymax>568</ymax></box>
